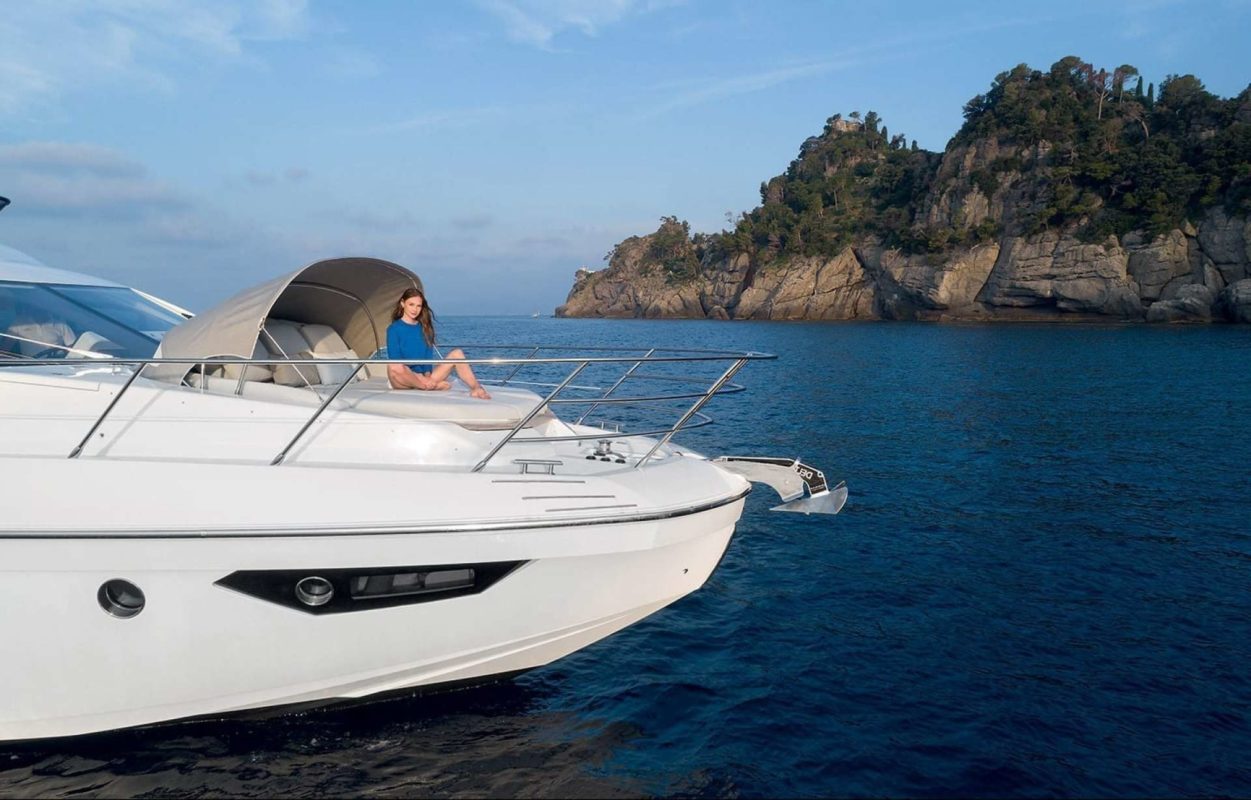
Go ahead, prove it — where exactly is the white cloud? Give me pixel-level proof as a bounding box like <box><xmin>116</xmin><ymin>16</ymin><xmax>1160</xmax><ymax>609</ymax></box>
<box><xmin>451</xmin><ymin>213</ymin><xmax>495</xmax><ymax>230</ymax></box>
<box><xmin>6</xmin><ymin>172</ymin><xmax>184</xmax><ymax>214</ymax></box>
<box><xmin>0</xmin><ymin>0</ymin><xmax>311</xmax><ymax>117</ymax></box>
<box><xmin>243</xmin><ymin>167</ymin><xmax>310</xmax><ymax>186</ymax></box>
<box><xmin>365</xmin><ymin>106</ymin><xmax>506</xmax><ymax>135</ymax></box>
<box><xmin>474</xmin><ymin>0</ymin><xmax>664</xmax><ymax>50</ymax></box>
<box><xmin>340</xmin><ymin>210</ymin><xmax>423</xmax><ymax>233</ymax></box>
<box><xmin>642</xmin><ymin>60</ymin><xmax>845</xmax><ymax>118</ymax></box>
<box><xmin>0</xmin><ymin>141</ymin><xmax>145</xmax><ymax>177</ymax></box>
<box><xmin>132</xmin><ymin>210</ymin><xmax>246</xmax><ymax>246</ymax></box>
<box><xmin>251</xmin><ymin>0</ymin><xmax>312</xmax><ymax>40</ymax></box>
<box><xmin>323</xmin><ymin>48</ymin><xmax>384</xmax><ymax>79</ymax></box>
<box><xmin>0</xmin><ymin>140</ymin><xmax>190</xmax><ymax>220</ymax></box>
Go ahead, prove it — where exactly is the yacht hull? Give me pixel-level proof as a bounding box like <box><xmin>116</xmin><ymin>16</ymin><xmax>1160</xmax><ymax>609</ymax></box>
<box><xmin>0</xmin><ymin>251</ymin><xmax>839</xmax><ymax>746</ymax></box>
<box><xmin>0</xmin><ymin>498</ymin><xmax>742</xmax><ymax>742</ymax></box>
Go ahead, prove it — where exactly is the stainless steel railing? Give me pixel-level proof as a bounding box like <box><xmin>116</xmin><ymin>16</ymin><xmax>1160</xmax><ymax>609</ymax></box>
<box><xmin>0</xmin><ymin>347</ymin><xmax>775</xmax><ymax>469</ymax></box>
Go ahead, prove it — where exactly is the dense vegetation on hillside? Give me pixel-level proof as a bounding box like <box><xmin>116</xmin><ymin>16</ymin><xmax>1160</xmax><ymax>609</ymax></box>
<box><xmin>628</xmin><ymin>57</ymin><xmax>1251</xmax><ymax>282</ymax></box>
<box><xmin>719</xmin><ymin>111</ymin><xmax>942</xmax><ymax>258</ymax></box>
<box><xmin>958</xmin><ymin>56</ymin><xmax>1251</xmax><ymax>238</ymax></box>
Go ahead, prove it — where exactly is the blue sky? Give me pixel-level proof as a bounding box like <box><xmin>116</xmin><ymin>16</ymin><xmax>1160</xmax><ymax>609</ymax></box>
<box><xmin>1</xmin><ymin>0</ymin><xmax>1249</xmax><ymax>314</ymax></box>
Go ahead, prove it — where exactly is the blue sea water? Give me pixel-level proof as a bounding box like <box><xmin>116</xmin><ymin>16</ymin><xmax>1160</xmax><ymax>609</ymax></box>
<box><xmin>3</xmin><ymin>318</ymin><xmax>1251</xmax><ymax>798</ymax></box>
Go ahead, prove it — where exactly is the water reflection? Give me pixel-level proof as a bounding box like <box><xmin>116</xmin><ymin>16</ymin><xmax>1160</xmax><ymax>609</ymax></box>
<box><xmin>1</xmin><ymin>678</ymin><xmax>646</xmax><ymax>798</ymax></box>
<box><xmin>5</xmin><ymin>319</ymin><xmax>1251</xmax><ymax>797</ymax></box>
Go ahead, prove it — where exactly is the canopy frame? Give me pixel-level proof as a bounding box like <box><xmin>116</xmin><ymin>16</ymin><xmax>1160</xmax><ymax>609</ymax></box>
<box><xmin>151</xmin><ymin>257</ymin><xmax>421</xmax><ymax>382</ymax></box>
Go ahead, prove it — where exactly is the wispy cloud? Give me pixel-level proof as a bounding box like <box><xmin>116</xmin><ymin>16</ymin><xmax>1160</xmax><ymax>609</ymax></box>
<box><xmin>474</xmin><ymin>0</ymin><xmax>668</xmax><ymax>50</ymax></box>
<box><xmin>829</xmin><ymin>12</ymin><xmax>1081</xmax><ymax>63</ymax></box>
<box><xmin>0</xmin><ymin>139</ymin><xmax>268</xmax><ymax>262</ymax></box>
<box><xmin>340</xmin><ymin>210</ymin><xmax>423</xmax><ymax>233</ymax></box>
<box><xmin>0</xmin><ymin>0</ymin><xmax>312</xmax><ymax>117</ymax></box>
<box><xmin>131</xmin><ymin>210</ymin><xmax>248</xmax><ymax>247</ymax></box>
<box><xmin>243</xmin><ymin>167</ymin><xmax>310</xmax><ymax>186</ymax></box>
<box><xmin>451</xmin><ymin>213</ymin><xmax>494</xmax><ymax>230</ymax></box>
<box><xmin>0</xmin><ymin>141</ymin><xmax>185</xmax><ymax>216</ymax></box>
<box><xmin>638</xmin><ymin>14</ymin><xmax>1071</xmax><ymax>120</ymax></box>
<box><xmin>0</xmin><ymin>141</ymin><xmax>145</xmax><ymax>177</ymax></box>
<box><xmin>515</xmin><ymin>234</ymin><xmax>571</xmax><ymax>250</ymax></box>
<box><xmin>364</xmin><ymin>106</ymin><xmax>506</xmax><ymax>135</ymax></box>
<box><xmin>642</xmin><ymin>60</ymin><xmax>846</xmax><ymax>118</ymax></box>
<box><xmin>323</xmin><ymin>48</ymin><xmax>384</xmax><ymax>80</ymax></box>
<box><xmin>4</xmin><ymin>174</ymin><xmax>185</xmax><ymax>216</ymax></box>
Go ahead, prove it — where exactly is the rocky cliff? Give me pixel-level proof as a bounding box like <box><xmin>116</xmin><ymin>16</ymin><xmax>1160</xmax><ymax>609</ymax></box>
<box><xmin>558</xmin><ymin>216</ymin><xmax>1251</xmax><ymax>322</ymax></box>
<box><xmin>558</xmin><ymin>58</ymin><xmax>1251</xmax><ymax>323</ymax></box>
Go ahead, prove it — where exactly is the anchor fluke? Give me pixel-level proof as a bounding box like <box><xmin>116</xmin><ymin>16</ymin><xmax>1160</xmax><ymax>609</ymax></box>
<box><xmin>712</xmin><ymin>456</ymin><xmax>847</xmax><ymax>516</ymax></box>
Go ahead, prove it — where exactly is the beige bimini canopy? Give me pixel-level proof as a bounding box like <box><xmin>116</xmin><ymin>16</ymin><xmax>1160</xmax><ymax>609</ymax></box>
<box><xmin>151</xmin><ymin>257</ymin><xmax>421</xmax><ymax>382</ymax></box>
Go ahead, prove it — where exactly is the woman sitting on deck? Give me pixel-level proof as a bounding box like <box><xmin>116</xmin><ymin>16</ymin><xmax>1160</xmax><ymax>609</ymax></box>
<box><xmin>386</xmin><ymin>287</ymin><xmax>491</xmax><ymax>400</ymax></box>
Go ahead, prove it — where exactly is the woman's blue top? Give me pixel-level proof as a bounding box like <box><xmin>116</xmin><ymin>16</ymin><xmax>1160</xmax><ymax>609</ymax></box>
<box><xmin>386</xmin><ymin>319</ymin><xmax>434</xmax><ymax>374</ymax></box>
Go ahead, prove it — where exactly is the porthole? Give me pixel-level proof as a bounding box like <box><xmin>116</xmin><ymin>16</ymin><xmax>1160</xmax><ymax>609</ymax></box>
<box><xmin>98</xmin><ymin>579</ymin><xmax>145</xmax><ymax>619</ymax></box>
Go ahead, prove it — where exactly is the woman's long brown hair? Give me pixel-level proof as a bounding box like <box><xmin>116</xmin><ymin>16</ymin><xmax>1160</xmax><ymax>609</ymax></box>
<box><xmin>392</xmin><ymin>287</ymin><xmax>436</xmax><ymax>346</ymax></box>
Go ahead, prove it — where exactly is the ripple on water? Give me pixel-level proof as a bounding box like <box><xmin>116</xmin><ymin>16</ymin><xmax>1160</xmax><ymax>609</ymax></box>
<box><xmin>4</xmin><ymin>320</ymin><xmax>1251</xmax><ymax>797</ymax></box>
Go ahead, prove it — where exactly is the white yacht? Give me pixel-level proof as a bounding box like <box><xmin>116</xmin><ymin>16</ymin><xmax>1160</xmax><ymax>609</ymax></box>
<box><xmin>0</xmin><ymin>231</ymin><xmax>845</xmax><ymax>742</ymax></box>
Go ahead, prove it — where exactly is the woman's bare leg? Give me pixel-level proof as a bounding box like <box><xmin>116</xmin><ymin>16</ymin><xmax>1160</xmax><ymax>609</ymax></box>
<box><xmin>430</xmin><ymin>348</ymin><xmax>490</xmax><ymax>398</ymax></box>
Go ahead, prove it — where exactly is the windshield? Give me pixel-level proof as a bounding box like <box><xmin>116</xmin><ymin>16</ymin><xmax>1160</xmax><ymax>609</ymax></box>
<box><xmin>50</xmin><ymin>284</ymin><xmax>186</xmax><ymax>338</ymax></box>
<box><xmin>0</xmin><ymin>282</ymin><xmax>180</xmax><ymax>360</ymax></box>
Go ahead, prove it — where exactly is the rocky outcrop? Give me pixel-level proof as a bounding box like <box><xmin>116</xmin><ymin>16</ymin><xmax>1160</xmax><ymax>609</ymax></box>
<box><xmin>556</xmin><ymin>247</ymin><xmax>879</xmax><ymax>320</ymax></box>
<box><xmin>1197</xmin><ymin>209</ymin><xmax>1251</xmax><ymax>286</ymax></box>
<box><xmin>1146</xmin><ymin>284</ymin><xmax>1217</xmax><ymax>322</ymax></box>
<box><xmin>733</xmin><ymin>250</ymin><xmax>877</xmax><ymax>320</ymax></box>
<box><xmin>1217</xmin><ymin>279</ymin><xmax>1251</xmax><ymax>322</ymax></box>
<box><xmin>699</xmin><ymin>252</ymin><xmax>753</xmax><ymax>318</ymax></box>
<box><xmin>556</xmin><ymin>237</ymin><xmax>703</xmax><ymax>319</ymax></box>
<box><xmin>919</xmin><ymin>139</ymin><xmax>1040</xmax><ymax>236</ymax></box>
<box><xmin>977</xmin><ymin>232</ymin><xmax>1143</xmax><ymax>316</ymax></box>
<box><xmin>561</xmin><ymin>59</ymin><xmax>1251</xmax><ymax>323</ymax></box>
<box><xmin>853</xmin><ymin>243</ymin><xmax>999</xmax><ymax>319</ymax></box>
<box><xmin>558</xmin><ymin>208</ymin><xmax>1251</xmax><ymax>322</ymax></box>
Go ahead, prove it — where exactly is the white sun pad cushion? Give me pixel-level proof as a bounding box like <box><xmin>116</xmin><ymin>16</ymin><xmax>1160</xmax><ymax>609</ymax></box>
<box><xmin>185</xmin><ymin>375</ymin><xmax>545</xmax><ymax>427</ymax></box>
<box><xmin>336</xmin><ymin>379</ymin><xmax>545</xmax><ymax>426</ymax></box>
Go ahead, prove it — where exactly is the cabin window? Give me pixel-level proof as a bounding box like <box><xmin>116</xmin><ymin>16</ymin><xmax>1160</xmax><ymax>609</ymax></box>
<box><xmin>50</xmin><ymin>285</ymin><xmax>185</xmax><ymax>339</ymax></box>
<box><xmin>0</xmin><ymin>282</ymin><xmax>172</xmax><ymax>359</ymax></box>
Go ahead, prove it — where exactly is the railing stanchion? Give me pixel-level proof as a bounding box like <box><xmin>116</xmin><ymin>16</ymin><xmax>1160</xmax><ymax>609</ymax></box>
<box><xmin>0</xmin><ymin>349</ymin><xmax>776</xmax><ymax>468</ymax></box>
<box><xmin>499</xmin><ymin>346</ymin><xmax>540</xmax><ymax>386</ymax></box>
<box><xmin>576</xmin><ymin>347</ymin><xmax>653</xmax><ymax>425</ymax></box>
<box><xmin>634</xmin><ymin>357</ymin><xmax>748</xmax><ymax>469</ymax></box>
<box><xmin>270</xmin><ymin>362</ymin><xmax>364</xmax><ymax>466</ymax></box>
<box><xmin>68</xmin><ymin>361</ymin><xmax>147</xmax><ymax>459</ymax></box>
<box><xmin>471</xmin><ymin>360</ymin><xmax>589</xmax><ymax>473</ymax></box>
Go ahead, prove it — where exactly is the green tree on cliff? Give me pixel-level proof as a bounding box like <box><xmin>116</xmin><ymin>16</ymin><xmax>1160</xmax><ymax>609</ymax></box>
<box><xmin>694</xmin><ymin>57</ymin><xmax>1251</xmax><ymax>266</ymax></box>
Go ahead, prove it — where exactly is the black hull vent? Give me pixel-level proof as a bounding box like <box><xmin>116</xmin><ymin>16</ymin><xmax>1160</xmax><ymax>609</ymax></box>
<box><xmin>215</xmin><ymin>561</ymin><xmax>526</xmax><ymax>615</ymax></box>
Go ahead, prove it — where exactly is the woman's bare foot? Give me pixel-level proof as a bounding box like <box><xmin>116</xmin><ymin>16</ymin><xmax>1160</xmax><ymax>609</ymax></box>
<box><xmin>434</xmin><ymin>380</ymin><xmax>451</xmax><ymax>390</ymax></box>
<box><xmin>470</xmin><ymin>384</ymin><xmax>491</xmax><ymax>400</ymax></box>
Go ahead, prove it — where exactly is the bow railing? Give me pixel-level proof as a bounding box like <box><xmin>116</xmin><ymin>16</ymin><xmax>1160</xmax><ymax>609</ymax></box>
<box><xmin>0</xmin><ymin>347</ymin><xmax>775</xmax><ymax>470</ymax></box>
